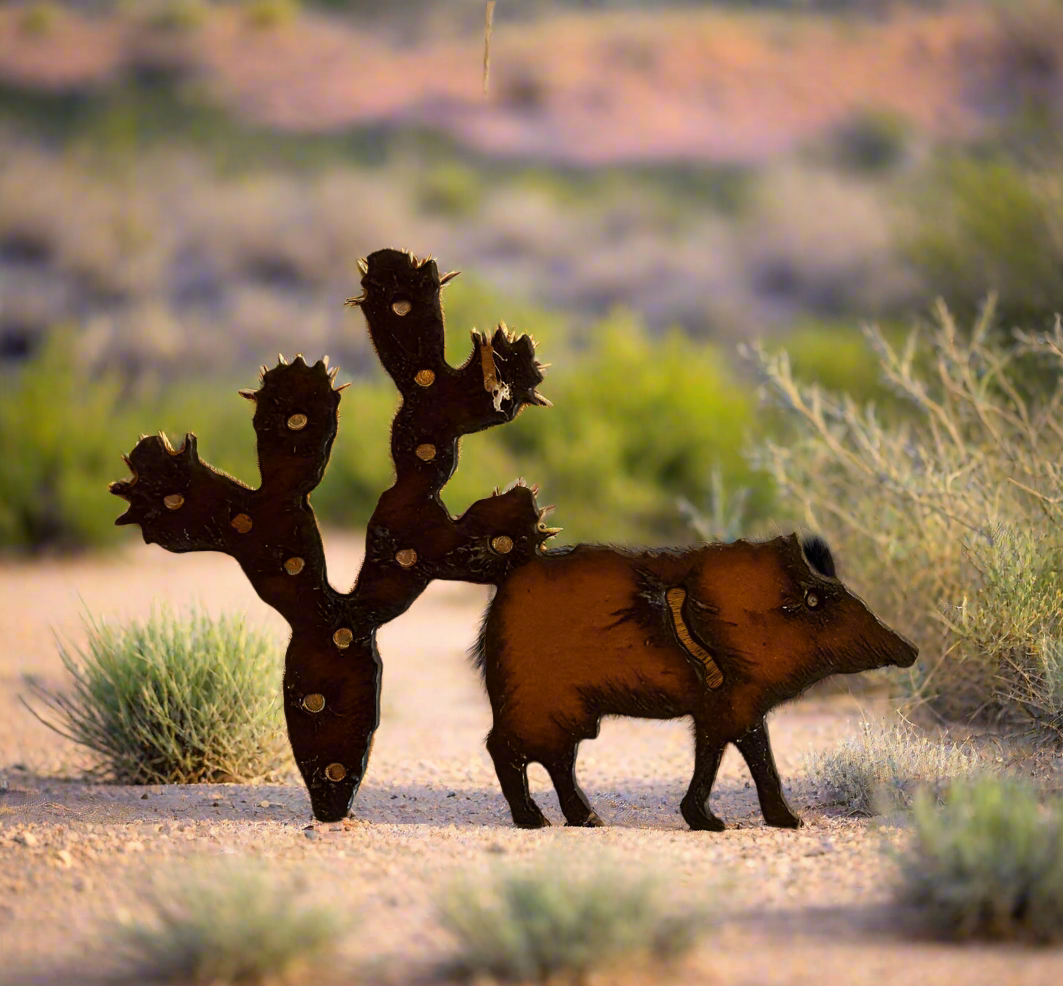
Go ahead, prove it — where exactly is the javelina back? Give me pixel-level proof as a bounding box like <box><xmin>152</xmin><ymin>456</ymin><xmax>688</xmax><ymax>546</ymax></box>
<box><xmin>474</xmin><ymin>533</ymin><xmax>918</xmax><ymax>830</ymax></box>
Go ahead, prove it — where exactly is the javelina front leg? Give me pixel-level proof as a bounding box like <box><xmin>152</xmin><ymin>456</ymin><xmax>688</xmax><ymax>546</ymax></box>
<box><xmin>487</xmin><ymin>730</ymin><xmax>550</xmax><ymax>828</ymax></box>
<box><xmin>680</xmin><ymin>726</ymin><xmax>726</xmax><ymax>831</ymax></box>
<box><xmin>544</xmin><ymin>745</ymin><xmax>604</xmax><ymax>828</ymax></box>
<box><xmin>734</xmin><ymin>718</ymin><xmax>803</xmax><ymax>828</ymax></box>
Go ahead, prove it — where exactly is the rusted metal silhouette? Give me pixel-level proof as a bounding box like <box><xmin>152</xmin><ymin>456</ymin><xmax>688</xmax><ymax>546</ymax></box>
<box><xmin>111</xmin><ymin>248</ymin><xmax>555</xmax><ymax>822</ymax></box>
<box><xmin>474</xmin><ymin>534</ymin><xmax>919</xmax><ymax>829</ymax></box>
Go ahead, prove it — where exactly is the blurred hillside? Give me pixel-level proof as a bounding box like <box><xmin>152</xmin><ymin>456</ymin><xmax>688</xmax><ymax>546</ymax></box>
<box><xmin>3</xmin><ymin>0</ymin><xmax>1063</xmax><ymax>552</ymax></box>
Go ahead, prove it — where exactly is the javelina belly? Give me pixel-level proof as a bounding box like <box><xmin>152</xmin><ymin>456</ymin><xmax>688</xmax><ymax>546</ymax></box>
<box><xmin>475</xmin><ymin>533</ymin><xmax>918</xmax><ymax>830</ymax></box>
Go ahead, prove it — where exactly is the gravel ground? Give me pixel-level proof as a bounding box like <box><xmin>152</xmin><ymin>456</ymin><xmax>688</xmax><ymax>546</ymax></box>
<box><xmin>1</xmin><ymin>533</ymin><xmax>1061</xmax><ymax>985</ymax></box>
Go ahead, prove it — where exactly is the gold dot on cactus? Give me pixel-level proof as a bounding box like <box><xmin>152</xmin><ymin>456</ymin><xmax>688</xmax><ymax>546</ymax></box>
<box><xmin>325</xmin><ymin>763</ymin><xmax>347</xmax><ymax>782</ymax></box>
<box><xmin>231</xmin><ymin>514</ymin><xmax>253</xmax><ymax>534</ymax></box>
<box><xmin>414</xmin><ymin>369</ymin><xmax>435</xmax><ymax>387</ymax></box>
<box><xmin>302</xmin><ymin>693</ymin><xmax>326</xmax><ymax>713</ymax></box>
<box><xmin>163</xmin><ymin>494</ymin><xmax>185</xmax><ymax>510</ymax></box>
<box><xmin>415</xmin><ymin>443</ymin><xmax>436</xmax><ymax>461</ymax></box>
<box><xmin>395</xmin><ymin>549</ymin><xmax>418</xmax><ymax>568</ymax></box>
<box><xmin>284</xmin><ymin>557</ymin><xmax>305</xmax><ymax>575</ymax></box>
<box><xmin>287</xmin><ymin>413</ymin><xmax>308</xmax><ymax>431</ymax></box>
<box><xmin>333</xmin><ymin>628</ymin><xmax>353</xmax><ymax>649</ymax></box>
<box><xmin>491</xmin><ymin>535</ymin><xmax>514</xmax><ymax>554</ymax></box>
<box><xmin>392</xmin><ymin>300</ymin><xmax>412</xmax><ymax>316</ymax></box>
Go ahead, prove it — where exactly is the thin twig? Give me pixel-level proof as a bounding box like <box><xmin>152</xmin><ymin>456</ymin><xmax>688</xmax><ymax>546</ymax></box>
<box><xmin>483</xmin><ymin>1</ymin><xmax>496</xmax><ymax>98</ymax></box>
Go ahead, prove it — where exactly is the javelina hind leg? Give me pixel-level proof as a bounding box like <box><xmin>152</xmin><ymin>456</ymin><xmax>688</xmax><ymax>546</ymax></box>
<box><xmin>680</xmin><ymin>727</ymin><xmax>726</xmax><ymax>831</ymax></box>
<box><xmin>487</xmin><ymin>729</ymin><xmax>550</xmax><ymax>828</ymax></box>
<box><xmin>734</xmin><ymin>718</ymin><xmax>803</xmax><ymax>828</ymax></box>
<box><xmin>544</xmin><ymin>745</ymin><xmax>604</xmax><ymax>827</ymax></box>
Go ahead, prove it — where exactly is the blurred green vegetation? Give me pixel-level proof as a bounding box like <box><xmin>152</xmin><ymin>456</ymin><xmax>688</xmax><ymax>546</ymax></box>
<box><xmin>4</xmin><ymin>296</ymin><xmax>804</xmax><ymax>553</ymax></box>
<box><xmin>6</xmin><ymin>0</ymin><xmax>1063</xmax><ymax>561</ymax></box>
<box><xmin>906</xmin><ymin>152</ymin><xmax>1063</xmax><ymax>331</ymax></box>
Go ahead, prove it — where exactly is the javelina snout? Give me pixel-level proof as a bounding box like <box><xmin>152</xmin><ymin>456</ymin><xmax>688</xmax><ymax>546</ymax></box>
<box><xmin>787</xmin><ymin>534</ymin><xmax>918</xmax><ymax>674</ymax></box>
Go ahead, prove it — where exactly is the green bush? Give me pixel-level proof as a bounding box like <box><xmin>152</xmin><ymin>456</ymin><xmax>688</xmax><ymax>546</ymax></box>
<box><xmin>18</xmin><ymin>2</ymin><xmax>61</xmax><ymax>37</ymax></box>
<box><xmin>499</xmin><ymin>312</ymin><xmax>771</xmax><ymax>543</ymax></box>
<box><xmin>906</xmin><ymin>155</ymin><xmax>1063</xmax><ymax>330</ymax></box>
<box><xmin>242</xmin><ymin>0</ymin><xmax>301</xmax><ymax>30</ymax></box>
<box><xmin>437</xmin><ymin>859</ymin><xmax>705</xmax><ymax>983</ymax></box>
<box><xmin>806</xmin><ymin>719</ymin><xmax>983</xmax><ymax>816</ymax></box>
<box><xmin>897</xmin><ymin>778</ymin><xmax>1063</xmax><ymax>943</ymax></box>
<box><xmin>746</xmin><ymin>300</ymin><xmax>1063</xmax><ymax>740</ymax></box>
<box><xmin>1</xmin><ymin>297</ymin><xmax>774</xmax><ymax>552</ymax></box>
<box><xmin>827</xmin><ymin>107</ymin><xmax>911</xmax><ymax>174</ymax></box>
<box><xmin>114</xmin><ymin>859</ymin><xmax>341</xmax><ymax>984</ymax></box>
<box><xmin>141</xmin><ymin>0</ymin><xmax>210</xmax><ymax>33</ymax></box>
<box><xmin>25</xmin><ymin>607</ymin><xmax>286</xmax><ymax>784</ymax></box>
<box><xmin>0</xmin><ymin>336</ymin><xmax>133</xmax><ymax>554</ymax></box>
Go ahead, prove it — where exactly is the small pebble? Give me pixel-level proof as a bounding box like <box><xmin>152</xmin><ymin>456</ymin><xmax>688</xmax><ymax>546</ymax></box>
<box><xmin>14</xmin><ymin>832</ymin><xmax>37</xmax><ymax>848</ymax></box>
<box><xmin>259</xmin><ymin>800</ymin><xmax>271</xmax><ymax>809</ymax></box>
<box><xmin>55</xmin><ymin>850</ymin><xmax>74</xmax><ymax>869</ymax></box>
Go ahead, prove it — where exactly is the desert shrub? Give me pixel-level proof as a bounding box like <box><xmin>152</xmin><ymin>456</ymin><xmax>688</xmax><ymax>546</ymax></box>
<box><xmin>0</xmin><ymin>335</ymin><xmax>268</xmax><ymax>554</ymax></box>
<box><xmin>25</xmin><ymin>607</ymin><xmax>286</xmax><ymax>784</ymax></box>
<box><xmin>989</xmin><ymin>0</ymin><xmax>1063</xmax><ymax>110</ymax></box>
<box><xmin>417</xmin><ymin>162</ymin><xmax>483</xmax><ymax>218</ymax></box>
<box><xmin>806</xmin><ymin>719</ymin><xmax>983</xmax><ymax>816</ymax></box>
<box><xmin>746</xmin><ymin>300</ymin><xmax>1063</xmax><ymax>741</ymax></box>
<box><xmin>498</xmin><ymin>313</ymin><xmax>771</xmax><ymax>542</ymax></box>
<box><xmin>18</xmin><ymin>2</ymin><xmax>61</xmax><ymax>36</ymax></box>
<box><xmin>0</xmin><ymin>334</ymin><xmax>134</xmax><ymax>553</ymax></box>
<box><xmin>242</xmin><ymin>0</ymin><xmax>301</xmax><ymax>30</ymax></box>
<box><xmin>676</xmin><ymin>463</ymin><xmax>754</xmax><ymax>544</ymax></box>
<box><xmin>906</xmin><ymin>155</ymin><xmax>1063</xmax><ymax>330</ymax></box>
<box><xmin>114</xmin><ymin>859</ymin><xmax>341</xmax><ymax>984</ymax></box>
<box><xmin>896</xmin><ymin>778</ymin><xmax>1063</xmax><ymax>943</ymax></box>
<box><xmin>437</xmin><ymin>859</ymin><xmax>705</xmax><ymax>983</ymax></box>
<box><xmin>827</xmin><ymin>107</ymin><xmax>911</xmax><ymax>174</ymax></box>
<box><xmin>141</xmin><ymin>0</ymin><xmax>210</xmax><ymax>33</ymax></box>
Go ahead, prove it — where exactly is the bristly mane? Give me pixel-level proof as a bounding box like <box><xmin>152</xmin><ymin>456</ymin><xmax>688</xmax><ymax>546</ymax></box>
<box><xmin>471</xmin><ymin>601</ymin><xmax>492</xmax><ymax>678</ymax></box>
<box><xmin>801</xmin><ymin>535</ymin><xmax>837</xmax><ymax>578</ymax></box>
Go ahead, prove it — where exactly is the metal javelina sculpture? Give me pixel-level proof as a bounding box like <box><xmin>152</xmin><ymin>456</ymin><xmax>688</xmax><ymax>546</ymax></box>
<box><xmin>474</xmin><ymin>533</ymin><xmax>919</xmax><ymax>831</ymax></box>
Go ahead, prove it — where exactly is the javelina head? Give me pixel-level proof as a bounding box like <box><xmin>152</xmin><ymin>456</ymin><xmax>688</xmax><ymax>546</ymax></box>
<box><xmin>689</xmin><ymin>533</ymin><xmax>917</xmax><ymax>694</ymax></box>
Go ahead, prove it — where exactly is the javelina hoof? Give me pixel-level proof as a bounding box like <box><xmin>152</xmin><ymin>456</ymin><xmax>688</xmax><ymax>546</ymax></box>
<box><xmin>566</xmin><ymin>811</ymin><xmax>605</xmax><ymax>828</ymax></box>
<box><xmin>513</xmin><ymin>810</ymin><xmax>551</xmax><ymax>829</ymax></box>
<box><xmin>680</xmin><ymin>798</ymin><xmax>725</xmax><ymax>832</ymax></box>
<box><xmin>764</xmin><ymin>809</ymin><xmax>803</xmax><ymax>829</ymax></box>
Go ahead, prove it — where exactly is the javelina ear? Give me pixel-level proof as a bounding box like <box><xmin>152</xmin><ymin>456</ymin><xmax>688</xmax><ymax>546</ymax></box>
<box><xmin>800</xmin><ymin>535</ymin><xmax>837</xmax><ymax>579</ymax></box>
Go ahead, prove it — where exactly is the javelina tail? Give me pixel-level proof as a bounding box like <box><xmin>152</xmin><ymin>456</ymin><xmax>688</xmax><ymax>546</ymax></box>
<box><xmin>469</xmin><ymin>589</ymin><xmax>498</xmax><ymax>680</ymax></box>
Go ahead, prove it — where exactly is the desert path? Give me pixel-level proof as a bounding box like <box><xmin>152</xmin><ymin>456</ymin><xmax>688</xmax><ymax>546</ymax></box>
<box><xmin>0</xmin><ymin>533</ymin><xmax>1060</xmax><ymax>984</ymax></box>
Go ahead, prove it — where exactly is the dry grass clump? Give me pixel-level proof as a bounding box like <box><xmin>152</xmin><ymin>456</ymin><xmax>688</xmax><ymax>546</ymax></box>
<box><xmin>746</xmin><ymin>299</ymin><xmax>1063</xmax><ymax>742</ymax></box>
<box><xmin>113</xmin><ymin>860</ymin><xmax>341</xmax><ymax>984</ymax></box>
<box><xmin>806</xmin><ymin>719</ymin><xmax>983</xmax><ymax>816</ymax></box>
<box><xmin>436</xmin><ymin>859</ymin><xmax>707</xmax><ymax>983</ymax></box>
<box><xmin>25</xmin><ymin>606</ymin><xmax>286</xmax><ymax>784</ymax></box>
<box><xmin>897</xmin><ymin>777</ymin><xmax>1063</xmax><ymax>943</ymax></box>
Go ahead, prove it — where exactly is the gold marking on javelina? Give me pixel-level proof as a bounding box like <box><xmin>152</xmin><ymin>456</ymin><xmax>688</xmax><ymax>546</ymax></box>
<box><xmin>666</xmin><ymin>587</ymin><xmax>723</xmax><ymax>689</ymax></box>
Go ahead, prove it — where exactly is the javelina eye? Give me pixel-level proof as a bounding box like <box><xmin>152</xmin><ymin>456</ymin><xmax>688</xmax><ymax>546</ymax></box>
<box><xmin>805</xmin><ymin>592</ymin><xmax>819</xmax><ymax>608</ymax></box>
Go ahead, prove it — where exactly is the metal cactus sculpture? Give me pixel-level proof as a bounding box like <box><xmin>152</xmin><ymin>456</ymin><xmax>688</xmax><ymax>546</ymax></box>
<box><xmin>110</xmin><ymin>249</ymin><xmax>556</xmax><ymax>822</ymax></box>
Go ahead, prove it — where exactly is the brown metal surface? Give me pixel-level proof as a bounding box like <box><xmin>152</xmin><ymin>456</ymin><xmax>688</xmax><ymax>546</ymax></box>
<box><xmin>476</xmin><ymin>535</ymin><xmax>919</xmax><ymax>830</ymax></box>
<box><xmin>111</xmin><ymin>249</ymin><xmax>554</xmax><ymax>822</ymax></box>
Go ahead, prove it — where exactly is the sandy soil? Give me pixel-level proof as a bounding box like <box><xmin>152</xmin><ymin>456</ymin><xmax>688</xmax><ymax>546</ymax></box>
<box><xmin>1</xmin><ymin>531</ymin><xmax>1061</xmax><ymax>985</ymax></box>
